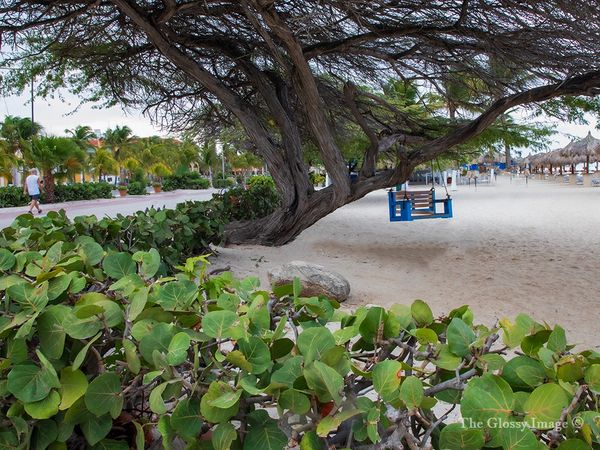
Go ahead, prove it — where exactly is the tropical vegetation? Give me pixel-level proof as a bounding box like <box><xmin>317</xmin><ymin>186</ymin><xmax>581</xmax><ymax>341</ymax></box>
<box><xmin>0</xmin><ymin>237</ymin><xmax>597</xmax><ymax>449</ymax></box>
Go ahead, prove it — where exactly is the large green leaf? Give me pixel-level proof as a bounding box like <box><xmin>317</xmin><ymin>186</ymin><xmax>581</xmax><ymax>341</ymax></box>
<box><xmin>358</xmin><ymin>307</ymin><xmax>386</xmax><ymax>342</ymax></box>
<box><xmin>202</xmin><ymin>310</ymin><xmax>238</xmax><ymax>339</ymax></box>
<box><xmin>238</xmin><ymin>336</ymin><xmax>272</xmax><ymax>374</ymax></box>
<box><xmin>80</xmin><ymin>413</ymin><xmax>112</xmax><ymax>446</ymax></box>
<box><xmin>372</xmin><ymin>360</ymin><xmax>402</xmax><ymax>402</ymax></box>
<box><xmin>167</xmin><ymin>332</ymin><xmax>190</xmax><ymax>366</ymax></box>
<box><xmin>0</xmin><ymin>248</ymin><xmax>16</xmax><ymax>270</ymax></box>
<box><xmin>502</xmin><ymin>355</ymin><xmax>547</xmax><ymax>390</ymax></box>
<box><xmin>123</xmin><ymin>339</ymin><xmax>141</xmax><ymax>374</ymax></box>
<box><xmin>524</xmin><ymin>383</ymin><xmax>569</xmax><ymax>429</ymax></box>
<box><xmin>271</xmin><ymin>356</ymin><xmax>304</xmax><ymax>387</ymax></box>
<box><xmin>297</xmin><ymin>327</ymin><xmax>336</xmax><ymax>363</ymax></box>
<box><xmin>37</xmin><ymin>305</ymin><xmax>69</xmax><ymax>359</ymax></box>
<box><xmin>304</xmin><ymin>361</ymin><xmax>344</xmax><ymax>405</ymax></box>
<box><xmin>243</xmin><ymin>410</ymin><xmax>287</xmax><ymax>450</ymax></box>
<box><xmin>584</xmin><ymin>364</ymin><xmax>600</xmax><ymax>394</ymax></box>
<box><xmin>102</xmin><ymin>252</ymin><xmax>136</xmax><ymax>279</ymax></box>
<box><xmin>411</xmin><ymin>299</ymin><xmax>433</xmax><ymax>326</ymax></box>
<box><xmin>59</xmin><ymin>367</ymin><xmax>88</xmax><ymax>410</ymax></box>
<box><xmin>439</xmin><ymin>423</ymin><xmax>486</xmax><ymax>450</ymax></box>
<box><xmin>139</xmin><ymin>322</ymin><xmax>175</xmax><ymax>363</ymax></box>
<box><xmin>447</xmin><ymin>318</ymin><xmax>476</xmax><ymax>357</ymax></box>
<box><xmin>171</xmin><ymin>397</ymin><xmax>202</xmax><ymax>440</ymax></box>
<box><xmin>399</xmin><ymin>375</ymin><xmax>424</xmax><ymax>409</ymax></box>
<box><xmin>212</xmin><ymin>423</ymin><xmax>237</xmax><ymax>450</ymax></box>
<box><xmin>24</xmin><ymin>390</ymin><xmax>61</xmax><ymax>419</ymax></box>
<box><xmin>279</xmin><ymin>389</ymin><xmax>311</xmax><ymax>414</ymax></box>
<box><xmin>499</xmin><ymin>427</ymin><xmax>540</xmax><ymax>450</ymax></box>
<box><xmin>7</xmin><ymin>362</ymin><xmax>61</xmax><ymax>403</ymax></box>
<box><xmin>7</xmin><ymin>282</ymin><xmax>48</xmax><ymax>314</ymax></box>
<box><xmin>133</xmin><ymin>248</ymin><xmax>161</xmax><ymax>279</ymax></box>
<box><xmin>200</xmin><ymin>381</ymin><xmax>240</xmax><ymax>424</ymax></box>
<box><xmin>84</xmin><ymin>372</ymin><xmax>123</xmax><ymax>419</ymax></box>
<box><xmin>155</xmin><ymin>279</ymin><xmax>198</xmax><ymax>310</ymax></box>
<box><xmin>461</xmin><ymin>374</ymin><xmax>514</xmax><ymax>447</ymax></box>
<box><xmin>78</xmin><ymin>240</ymin><xmax>104</xmax><ymax>266</ymax></box>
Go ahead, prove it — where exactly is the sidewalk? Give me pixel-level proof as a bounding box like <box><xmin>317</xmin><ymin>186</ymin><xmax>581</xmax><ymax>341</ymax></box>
<box><xmin>0</xmin><ymin>189</ymin><xmax>220</xmax><ymax>228</ymax></box>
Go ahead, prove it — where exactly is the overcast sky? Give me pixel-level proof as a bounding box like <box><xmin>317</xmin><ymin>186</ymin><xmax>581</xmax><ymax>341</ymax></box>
<box><xmin>2</xmin><ymin>88</ymin><xmax>598</xmax><ymax>155</ymax></box>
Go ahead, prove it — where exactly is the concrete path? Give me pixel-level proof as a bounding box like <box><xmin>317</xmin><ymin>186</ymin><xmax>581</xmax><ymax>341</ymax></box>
<box><xmin>0</xmin><ymin>189</ymin><xmax>220</xmax><ymax>228</ymax></box>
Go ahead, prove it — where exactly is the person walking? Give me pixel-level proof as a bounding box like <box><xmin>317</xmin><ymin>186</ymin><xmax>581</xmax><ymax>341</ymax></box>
<box><xmin>24</xmin><ymin>168</ymin><xmax>43</xmax><ymax>214</ymax></box>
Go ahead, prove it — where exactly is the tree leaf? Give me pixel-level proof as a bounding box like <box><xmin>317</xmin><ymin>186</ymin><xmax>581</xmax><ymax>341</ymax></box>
<box><xmin>73</xmin><ymin>332</ymin><xmax>102</xmax><ymax>371</ymax></box>
<box><xmin>439</xmin><ymin>423</ymin><xmax>486</xmax><ymax>450</ymax></box>
<box><xmin>212</xmin><ymin>423</ymin><xmax>237</xmax><ymax>450</ymax></box>
<box><xmin>37</xmin><ymin>305</ymin><xmax>69</xmax><ymax>359</ymax></box>
<box><xmin>200</xmin><ymin>382</ymin><xmax>240</xmax><ymax>423</ymax></box>
<box><xmin>84</xmin><ymin>372</ymin><xmax>123</xmax><ymax>419</ymax></box>
<box><xmin>411</xmin><ymin>299</ymin><xmax>433</xmax><ymax>326</ymax></box>
<box><xmin>0</xmin><ymin>248</ymin><xmax>16</xmax><ymax>270</ymax></box>
<box><xmin>399</xmin><ymin>375</ymin><xmax>424</xmax><ymax>409</ymax></box>
<box><xmin>238</xmin><ymin>336</ymin><xmax>272</xmax><ymax>374</ymax></box>
<box><xmin>171</xmin><ymin>397</ymin><xmax>202</xmax><ymax>440</ymax></box>
<box><xmin>524</xmin><ymin>383</ymin><xmax>570</xmax><ymax>429</ymax></box>
<box><xmin>202</xmin><ymin>310</ymin><xmax>238</xmax><ymax>339</ymax></box>
<box><xmin>372</xmin><ymin>360</ymin><xmax>402</xmax><ymax>402</ymax></box>
<box><xmin>59</xmin><ymin>367</ymin><xmax>88</xmax><ymax>410</ymax></box>
<box><xmin>297</xmin><ymin>327</ymin><xmax>336</xmax><ymax>364</ymax></box>
<box><xmin>149</xmin><ymin>382</ymin><xmax>169</xmax><ymax>415</ymax></box>
<box><xmin>80</xmin><ymin>413</ymin><xmax>112</xmax><ymax>446</ymax></box>
<box><xmin>279</xmin><ymin>389</ymin><xmax>311</xmax><ymax>414</ymax></box>
<box><xmin>243</xmin><ymin>410</ymin><xmax>287</xmax><ymax>450</ymax></box>
<box><xmin>123</xmin><ymin>339</ymin><xmax>141</xmax><ymax>374</ymax></box>
<box><xmin>271</xmin><ymin>356</ymin><xmax>304</xmax><ymax>387</ymax></box>
<box><xmin>584</xmin><ymin>364</ymin><xmax>600</xmax><ymax>394</ymax></box>
<box><xmin>155</xmin><ymin>279</ymin><xmax>198</xmax><ymax>311</ymax></box>
<box><xmin>24</xmin><ymin>390</ymin><xmax>61</xmax><ymax>419</ymax></box>
<box><xmin>127</xmin><ymin>288</ymin><xmax>148</xmax><ymax>322</ymax></box>
<box><xmin>102</xmin><ymin>252</ymin><xmax>136</xmax><ymax>279</ymax></box>
<box><xmin>304</xmin><ymin>361</ymin><xmax>343</xmax><ymax>405</ymax></box>
<box><xmin>447</xmin><ymin>318</ymin><xmax>476</xmax><ymax>357</ymax></box>
<box><xmin>7</xmin><ymin>362</ymin><xmax>61</xmax><ymax>403</ymax></box>
<box><xmin>167</xmin><ymin>332</ymin><xmax>190</xmax><ymax>366</ymax></box>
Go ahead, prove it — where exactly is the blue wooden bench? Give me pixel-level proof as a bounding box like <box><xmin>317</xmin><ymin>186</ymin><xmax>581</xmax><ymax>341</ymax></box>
<box><xmin>388</xmin><ymin>189</ymin><xmax>453</xmax><ymax>222</ymax></box>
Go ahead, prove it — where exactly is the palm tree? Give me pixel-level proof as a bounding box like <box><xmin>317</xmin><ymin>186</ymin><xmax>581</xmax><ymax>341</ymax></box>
<box><xmin>199</xmin><ymin>142</ymin><xmax>219</xmax><ymax>186</ymax></box>
<box><xmin>89</xmin><ymin>148</ymin><xmax>118</xmax><ymax>182</ymax></box>
<box><xmin>27</xmin><ymin>137</ymin><xmax>83</xmax><ymax>202</ymax></box>
<box><xmin>65</xmin><ymin>125</ymin><xmax>96</xmax><ymax>181</ymax></box>
<box><xmin>0</xmin><ymin>115</ymin><xmax>42</xmax><ymax>184</ymax></box>
<box><xmin>104</xmin><ymin>125</ymin><xmax>133</xmax><ymax>183</ymax></box>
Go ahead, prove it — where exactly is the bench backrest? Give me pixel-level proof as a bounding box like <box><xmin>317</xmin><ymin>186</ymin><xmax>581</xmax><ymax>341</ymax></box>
<box><xmin>395</xmin><ymin>190</ymin><xmax>434</xmax><ymax>209</ymax></box>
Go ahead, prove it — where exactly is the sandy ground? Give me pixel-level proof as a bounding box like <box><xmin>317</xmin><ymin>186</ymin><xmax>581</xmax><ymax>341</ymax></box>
<box><xmin>213</xmin><ymin>175</ymin><xmax>600</xmax><ymax>349</ymax></box>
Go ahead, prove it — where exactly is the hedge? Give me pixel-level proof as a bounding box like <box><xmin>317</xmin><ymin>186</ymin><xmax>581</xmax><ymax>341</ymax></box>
<box><xmin>0</xmin><ymin>182</ymin><xmax>114</xmax><ymax>207</ymax></box>
<box><xmin>162</xmin><ymin>172</ymin><xmax>211</xmax><ymax>191</ymax></box>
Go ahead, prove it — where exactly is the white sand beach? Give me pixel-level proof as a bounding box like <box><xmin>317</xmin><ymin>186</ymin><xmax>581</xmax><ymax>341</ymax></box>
<box><xmin>214</xmin><ymin>175</ymin><xmax>600</xmax><ymax>349</ymax></box>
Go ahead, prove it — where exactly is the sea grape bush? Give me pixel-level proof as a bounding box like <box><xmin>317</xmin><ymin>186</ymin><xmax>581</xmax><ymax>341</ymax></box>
<box><xmin>162</xmin><ymin>173</ymin><xmax>211</xmax><ymax>191</ymax></box>
<box><xmin>0</xmin><ymin>182</ymin><xmax>113</xmax><ymax>207</ymax></box>
<box><xmin>0</xmin><ymin>201</ymin><xmax>225</xmax><ymax>271</ymax></box>
<box><xmin>0</xmin><ymin>243</ymin><xmax>598</xmax><ymax>449</ymax></box>
<box><xmin>217</xmin><ymin>175</ymin><xmax>280</xmax><ymax>222</ymax></box>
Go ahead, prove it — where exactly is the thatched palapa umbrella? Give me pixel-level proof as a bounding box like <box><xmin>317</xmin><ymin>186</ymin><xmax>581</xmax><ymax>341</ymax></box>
<box><xmin>561</xmin><ymin>131</ymin><xmax>600</xmax><ymax>173</ymax></box>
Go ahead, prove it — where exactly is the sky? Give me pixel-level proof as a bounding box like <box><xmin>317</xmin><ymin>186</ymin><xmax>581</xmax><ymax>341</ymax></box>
<box><xmin>1</xmin><ymin>87</ymin><xmax>598</xmax><ymax>155</ymax></box>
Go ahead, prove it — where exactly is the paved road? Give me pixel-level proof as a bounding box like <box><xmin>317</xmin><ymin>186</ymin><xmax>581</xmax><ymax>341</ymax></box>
<box><xmin>0</xmin><ymin>189</ymin><xmax>220</xmax><ymax>228</ymax></box>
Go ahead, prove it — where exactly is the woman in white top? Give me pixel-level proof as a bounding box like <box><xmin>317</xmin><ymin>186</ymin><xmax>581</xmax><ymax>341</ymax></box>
<box><xmin>24</xmin><ymin>168</ymin><xmax>43</xmax><ymax>214</ymax></box>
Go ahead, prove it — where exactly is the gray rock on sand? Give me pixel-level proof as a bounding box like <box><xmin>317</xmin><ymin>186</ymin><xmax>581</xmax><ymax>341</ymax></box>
<box><xmin>267</xmin><ymin>260</ymin><xmax>350</xmax><ymax>302</ymax></box>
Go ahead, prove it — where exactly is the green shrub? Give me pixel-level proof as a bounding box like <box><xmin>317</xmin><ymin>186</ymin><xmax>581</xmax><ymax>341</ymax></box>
<box><xmin>130</xmin><ymin>167</ymin><xmax>147</xmax><ymax>184</ymax></box>
<box><xmin>162</xmin><ymin>172</ymin><xmax>210</xmax><ymax>191</ymax></box>
<box><xmin>310</xmin><ymin>172</ymin><xmax>326</xmax><ymax>186</ymax></box>
<box><xmin>0</xmin><ymin>245</ymin><xmax>598</xmax><ymax>449</ymax></box>
<box><xmin>1</xmin><ymin>200</ymin><xmax>225</xmax><ymax>269</ymax></box>
<box><xmin>53</xmin><ymin>182</ymin><xmax>114</xmax><ymax>202</ymax></box>
<box><xmin>126</xmin><ymin>181</ymin><xmax>147</xmax><ymax>195</ymax></box>
<box><xmin>0</xmin><ymin>182</ymin><xmax>114</xmax><ymax>207</ymax></box>
<box><xmin>213</xmin><ymin>177</ymin><xmax>236</xmax><ymax>189</ymax></box>
<box><xmin>217</xmin><ymin>177</ymin><xmax>280</xmax><ymax>221</ymax></box>
<box><xmin>0</xmin><ymin>185</ymin><xmax>29</xmax><ymax>207</ymax></box>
